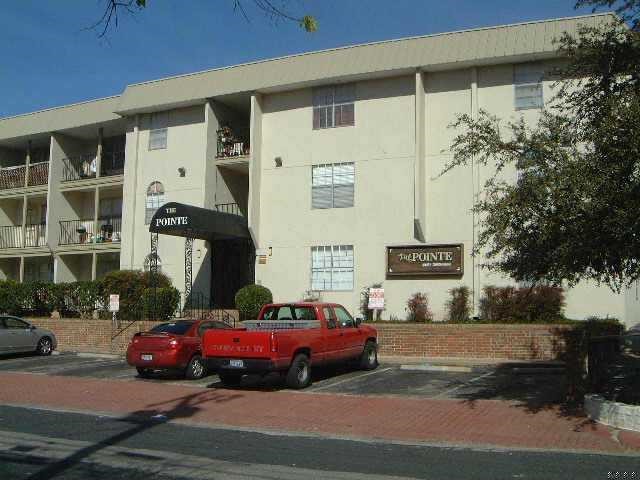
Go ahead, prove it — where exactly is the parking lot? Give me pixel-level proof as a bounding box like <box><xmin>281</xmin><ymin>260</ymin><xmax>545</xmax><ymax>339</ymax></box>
<box><xmin>0</xmin><ymin>352</ymin><xmax>567</xmax><ymax>407</ymax></box>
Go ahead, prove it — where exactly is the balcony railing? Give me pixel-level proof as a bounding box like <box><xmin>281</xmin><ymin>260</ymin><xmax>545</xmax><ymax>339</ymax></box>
<box><xmin>0</xmin><ymin>165</ymin><xmax>26</xmax><ymax>190</ymax></box>
<box><xmin>0</xmin><ymin>226</ymin><xmax>22</xmax><ymax>248</ymax></box>
<box><xmin>62</xmin><ymin>153</ymin><xmax>98</xmax><ymax>182</ymax></box>
<box><xmin>59</xmin><ymin>217</ymin><xmax>122</xmax><ymax>245</ymax></box>
<box><xmin>24</xmin><ymin>224</ymin><xmax>46</xmax><ymax>247</ymax></box>
<box><xmin>0</xmin><ymin>224</ymin><xmax>46</xmax><ymax>249</ymax></box>
<box><xmin>101</xmin><ymin>150</ymin><xmax>125</xmax><ymax>177</ymax></box>
<box><xmin>215</xmin><ymin>203</ymin><xmax>243</xmax><ymax>216</ymax></box>
<box><xmin>216</xmin><ymin>126</ymin><xmax>250</xmax><ymax>159</ymax></box>
<box><xmin>27</xmin><ymin>161</ymin><xmax>49</xmax><ymax>186</ymax></box>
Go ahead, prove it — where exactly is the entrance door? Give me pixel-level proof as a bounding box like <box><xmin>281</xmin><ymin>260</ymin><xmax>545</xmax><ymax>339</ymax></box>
<box><xmin>211</xmin><ymin>239</ymin><xmax>254</xmax><ymax>308</ymax></box>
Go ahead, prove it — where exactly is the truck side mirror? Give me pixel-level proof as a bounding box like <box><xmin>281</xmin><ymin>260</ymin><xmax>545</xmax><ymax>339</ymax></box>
<box><xmin>354</xmin><ymin>316</ymin><xmax>363</xmax><ymax>327</ymax></box>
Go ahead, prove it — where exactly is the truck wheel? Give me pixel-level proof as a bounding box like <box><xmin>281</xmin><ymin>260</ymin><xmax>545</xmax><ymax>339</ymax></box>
<box><xmin>359</xmin><ymin>341</ymin><xmax>378</xmax><ymax>370</ymax></box>
<box><xmin>185</xmin><ymin>354</ymin><xmax>207</xmax><ymax>380</ymax></box>
<box><xmin>219</xmin><ymin>372</ymin><xmax>243</xmax><ymax>387</ymax></box>
<box><xmin>286</xmin><ymin>354</ymin><xmax>312</xmax><ymax>389</ymax></box>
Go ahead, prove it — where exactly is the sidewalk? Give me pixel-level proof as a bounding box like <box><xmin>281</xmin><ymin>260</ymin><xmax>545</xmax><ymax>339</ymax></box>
<box><xmin>1</xmin><ymin>372</ymin><xmax>639</xmax><ymax>454</ymax></box>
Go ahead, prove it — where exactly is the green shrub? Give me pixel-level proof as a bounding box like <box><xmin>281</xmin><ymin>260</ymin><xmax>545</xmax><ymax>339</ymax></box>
<box><xmin>406</xmin><ymin>292</ymin><xmax>433</xmax><ymax>322</ymax></box>
<box><xmin>235</xmin><ymin>284</ymin><xmax>273</xmax><ymax>320</ymax></box>
<box><xmin>63</xmin><ymin>281</ymin><xmax>104</xmax><ymax>318</ymax></box>
<box><xmin>143</xmin><ymin>287</ymin><xmax>180</xmax><ymax>320</ymax></box>
<box><xmin>446</xmin><ymin>286</ymin><xmax>471</xmax><ymax>322</ymax></box>
<box><xmin>479</xmin><ymin>285</ymin><xmax>565</xmax><ymax>323</ymax></box>
<box><xmin>0</xmin><ymin>280</ymin><xmax>22</xmax><ymax>315</ymax></box>
<box><xmin>102</xmin><ymin>270</ymin><xmax>173</xmax><ymax>320</ymax></box>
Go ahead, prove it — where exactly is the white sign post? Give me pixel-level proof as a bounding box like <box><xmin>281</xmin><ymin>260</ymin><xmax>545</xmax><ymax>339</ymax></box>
<box><xmin>109</xmin><ymin>294</ymin><xmax>120</xmax><ymax>329</ymax></box>
<box><xmin>367</xmin><ymin>288</ymin><xmax>385</xmax><ymax>321</ymax></box>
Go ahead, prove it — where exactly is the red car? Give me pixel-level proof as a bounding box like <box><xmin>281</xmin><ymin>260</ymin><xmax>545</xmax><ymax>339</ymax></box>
<box><xmin>203</xmin><ymin>302</ymin><xmax>378</xmax><ymax>389</ymax></box>
<box><xmin>127</xmin><ymin>319</ymin><xmax>231</xmax><ymax>379</ymax></box>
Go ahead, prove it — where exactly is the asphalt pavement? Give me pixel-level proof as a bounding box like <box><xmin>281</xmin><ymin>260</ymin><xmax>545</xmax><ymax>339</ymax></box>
<box><xmin>1</xmin><ymin>405</ymin><xmax>638</xmax><ymax>480</ymax></box>
<box><xmin>0</xmin><ymin>352</ymin><xmax>567</xmax><ymax>406</ymax></box>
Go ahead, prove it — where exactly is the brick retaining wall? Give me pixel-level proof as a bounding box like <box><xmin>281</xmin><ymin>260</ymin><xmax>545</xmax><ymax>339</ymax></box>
<box><xmin>372</xmin><ymin>323</ymin><xmax>574</xmax><ymax>360</ymax></box>
<box><xmin>29</xmin><ymin>318</ymin><xmax>576</xmax><ymax>360</ymax></box>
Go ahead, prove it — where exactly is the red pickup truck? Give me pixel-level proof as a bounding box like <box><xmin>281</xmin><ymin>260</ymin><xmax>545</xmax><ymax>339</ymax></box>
<box><xmin>203</xmin><ymin>302</ymin><xmax>378</xmax><ymax>389</ymax></box>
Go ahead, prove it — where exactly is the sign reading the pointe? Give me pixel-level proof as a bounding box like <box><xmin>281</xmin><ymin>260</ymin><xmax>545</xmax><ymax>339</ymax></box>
<box><xmin>386</xmin><ymin>244</ymin><xmax>463</xmax><ymax>277</ymax></box>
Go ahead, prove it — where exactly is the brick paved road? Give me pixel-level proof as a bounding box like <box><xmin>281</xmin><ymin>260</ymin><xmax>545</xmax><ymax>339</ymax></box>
<box><xmin>0</xmin><ymin>352</ymin><xmax>638</xmax><ymax>454</ymax></box>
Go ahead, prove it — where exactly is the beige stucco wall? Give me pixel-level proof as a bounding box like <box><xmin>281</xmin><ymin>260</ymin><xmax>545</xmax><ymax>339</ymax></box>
<box><xmin>120</xmin><ymin>105</ymin><xmax>211</xmax><ymax>296</ymax></box>
<box><xmin>250</xmin><ymin>68</ymin><xmax>633</xmax><ymax>325</ymax></box>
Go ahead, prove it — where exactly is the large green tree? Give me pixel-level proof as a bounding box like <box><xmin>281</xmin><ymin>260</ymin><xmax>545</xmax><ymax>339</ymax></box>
<box><xmin>90</xmin><ymin>0</ymin><xmax>317</xmax><ymax>37</ymax></box>
<box><xmin>443</xmin><ymin>1</ymin><xmax>640</xmax><ymax>292</ymax></box>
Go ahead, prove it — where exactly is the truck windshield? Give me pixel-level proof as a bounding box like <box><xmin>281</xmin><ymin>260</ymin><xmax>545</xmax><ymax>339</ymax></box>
<box><xmin>150</xmin><ymin>321</ymin><xmax>194</xmax><ymax>335</ymax></box>
<box><xmin>261</xmin><ymin>306</ymin><xmax>317</xmax><ymax>321</ymax></box>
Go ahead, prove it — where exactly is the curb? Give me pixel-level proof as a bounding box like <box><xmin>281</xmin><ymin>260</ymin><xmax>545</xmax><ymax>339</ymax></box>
<box><xmin>584</xmin><ymin>394</ymin><xmax>640</xmax><ymax>433</ymax></box>
<box><xmin>399</xmin><ymin>364</ymin><xmax>475</xmax><ymax>373</ymax></box>
<box><xmin>75</xmin><ymin>352</ymin><xmax>121</xmax><ymax>360</ymax></box>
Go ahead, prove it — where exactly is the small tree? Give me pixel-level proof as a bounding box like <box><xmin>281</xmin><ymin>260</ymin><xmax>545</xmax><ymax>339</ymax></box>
<box><xmin>235</xmin><ymin>284</ymin><xmax>273</xmax><ymax>320</ymax></box>
<box><xmin>406</xmin><ymin>292</ymin><xmax>433</xmax><ymax>323</ymax></box>
<box><xmin>446</xmin><ymin>286</ymin><xmax>471</xmax><ymax>322</ymax></box>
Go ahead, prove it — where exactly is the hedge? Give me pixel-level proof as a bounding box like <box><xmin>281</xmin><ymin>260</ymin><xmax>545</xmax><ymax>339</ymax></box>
<box><xmin>0</xmin><ymin>270</ymin><xmax>179</xmax><ymax>320</ymax></box>
<box><xmin>235</xmin><ymin>284</ymin><xmax>273</xmax><ymax>320</ymax></box>
<box><xmin>479</xmin><ymin>285</ymin><xmax>565</xmax><ymax>323</ymax></box>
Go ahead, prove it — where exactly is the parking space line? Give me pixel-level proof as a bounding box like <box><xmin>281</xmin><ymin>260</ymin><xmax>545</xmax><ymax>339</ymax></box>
<box><xmin>432</xmin><ymin>371</ymin><xmax>495</xmax><ymax>399</ymax></box>
<box><xmin>309</xmin><ymin>368</ymin><xmax>393</xmax><ymax>392</ymax></box>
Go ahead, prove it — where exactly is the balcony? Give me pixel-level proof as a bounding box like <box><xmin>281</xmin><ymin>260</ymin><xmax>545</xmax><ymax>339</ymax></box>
<box><xmin>0</xmin><ymin>224</ymin><xmax>46</xmax><ymax>249</ymax></box>
<box><xmin>62</xmin><ymin>153</ymin><xmax>97</xmax><ymax>182</ymax></box>
<box><xmin>216</xmin><ymin>126</ymin><xmax>250</xmax><ymax>159</ymax></box>
<box><xmin>27</xmin><ymin>162</ymin><xmax>49</xmax><ymax>186</ymax></box>
<box><xmin>59</xmin><ymin>217</ymin><xmax>122</xmax><ymax>246</ymax></box>
<box><xmin>101</xmin><ymin>150</ymin><xmax>125</xmax><ymax>177</ymax></box>
<box><xmin>0</xmin><ymin>162</ymin><xmax>49</xmax><ymax>191</ymax></box>
<box><xmin>215</xmin><ymin>203</ymin><xmax>244</xmax><ymax>217</ymax></box>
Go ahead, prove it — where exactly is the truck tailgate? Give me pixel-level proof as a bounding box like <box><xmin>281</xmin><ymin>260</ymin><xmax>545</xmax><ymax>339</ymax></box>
<box><xmin>203</xmin><ymin>329</ymin><xmax>271</xmax><ymax>359</ymax></box>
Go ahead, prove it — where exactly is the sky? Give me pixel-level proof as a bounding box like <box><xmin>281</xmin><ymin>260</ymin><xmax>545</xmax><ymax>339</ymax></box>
<box><xmin>0</xmin><ymin>0</ymin><xmax>602</xmax><ymax>119</ymax></box>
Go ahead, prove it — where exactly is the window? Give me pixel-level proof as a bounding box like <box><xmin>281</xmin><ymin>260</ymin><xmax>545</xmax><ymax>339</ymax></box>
<box><xmin>334</xmin><ymin>306</ymin><xmax>355</xmax><ymax>328</ymax></box>
<box><xmin>514</xmin><ymin>64</ymin><xmax>544</xmax><ymax>110</ymax></box>
<box><xmin>4</xmin><ymin>317</ymin><xmax>29</xmax><ymax>329</ymax></box>
<box><xmin>261</xmin><ymin>306</ymin><xmax>317</xmax><ymax>321</ymax></box>
<box><xmin>145</xmin><ymin>181</ymin><xmax>165</xmax><ymax>224</ymax></box>
<box><xmin>312</xmin><ymin>163</ymin><xmax>354</xmax><ymax>209</ymax></box>
<box><xmin>323</xmin><ymin>307</ymin><xmax>337</xmax><ymax>329</ymax></box>
<box><xmin>150</xmin><ymin>321</ymin><xmax>194</xmax><ymax>335</ymax></box>
<box><xmin>100</xmin><ymin>197</ymin><xmax>123</xmax><ymax>219</ymax></box>
<box><xmin>149</xmin><ymin>112</ymin><xmax>168</xmax><ymax>150</ymax></box>
<box><xmin>311</xmin><ymin>245</ymin><xmax>354</xmax><ymax>291</ymax></box>
<box><xmin>313</xmin><ymin>84</ymin><xmax>355</xmax><ymax>129</ymax></box>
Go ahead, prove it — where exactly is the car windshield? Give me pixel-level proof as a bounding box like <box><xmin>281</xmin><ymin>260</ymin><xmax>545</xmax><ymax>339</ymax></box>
<box><xmin>150</xmin><ymin>321</ymin><xmax>194</xmax><ymax>335</ymax></box>
<box><xmin>261</xmin><ymin>306</ymin><xmax>317</xmax><ymax>321</ymax></box>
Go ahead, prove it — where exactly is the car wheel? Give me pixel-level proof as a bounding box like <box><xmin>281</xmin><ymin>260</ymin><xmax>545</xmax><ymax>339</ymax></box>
<box><xmin>286</xmin><ymin>353</ymin><xmax>312</xmax><ymax>389</ymax></box>
<box><xmin>218</xmin><ymin>372</ymin><xmax>243</xmax><ymax>387</ymax></box>
<box><xmin>185</xmin><ymin>354</ymin><xmax>207</xmax><ymax>380</ymax></box>
<box><xmin>136</xmin><ymin>367</ymin><xmax>152</xmax><ymax>378</ymax></box>
<box><xmin>359</xmin><ymin>341</ymin><xmax>378</xmax><ymax>370</ymax></box>
<box><xmin>36</xmin><ymin>337</ymin><xmax>53</xmax><ymax>356</ymax></box>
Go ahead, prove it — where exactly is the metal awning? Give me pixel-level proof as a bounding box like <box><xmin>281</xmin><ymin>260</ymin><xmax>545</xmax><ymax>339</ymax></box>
<box><xmin>149</xmin><ymin>202</ymin><xmax>249</xmax><ymax>240</ymax></box>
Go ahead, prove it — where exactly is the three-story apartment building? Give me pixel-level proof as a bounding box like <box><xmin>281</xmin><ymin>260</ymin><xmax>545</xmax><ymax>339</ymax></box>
<box><xmin>1</xmin><ymin>14</ymin><xmax>638</xmax><ymax>326</ymax></box>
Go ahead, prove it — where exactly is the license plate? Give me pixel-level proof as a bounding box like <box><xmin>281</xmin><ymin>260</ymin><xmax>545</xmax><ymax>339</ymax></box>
<box><xmin>229</xmin><ymin>359</ymin><xmax>244</xmax><ymax>368</ymax></box>
<box><xmin>141</xmin><ymin>354</ymin><xmax>153</xmax><ymax>361</ymax></box>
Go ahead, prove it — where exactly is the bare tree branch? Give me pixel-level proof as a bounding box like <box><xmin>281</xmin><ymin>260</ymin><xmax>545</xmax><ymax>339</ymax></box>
<box><xmin>88</xmin><ymin>0</ymin><xmax>316</xmax><ymax>38</ymax></box>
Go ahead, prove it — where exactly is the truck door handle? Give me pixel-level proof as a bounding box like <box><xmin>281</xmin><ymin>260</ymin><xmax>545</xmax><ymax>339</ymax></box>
<box><xmin>339</xmin><ymin>333</ymin><xmax>344</xmax><ymax>336</ymax></box>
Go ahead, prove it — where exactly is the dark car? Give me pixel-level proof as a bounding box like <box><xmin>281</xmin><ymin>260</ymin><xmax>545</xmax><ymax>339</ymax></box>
<box><xmin>126</xmin><ymin>319</ymin><xmax>231</xmax><ymax>379</ymax></box>
<box><xmin>0</xmin><ymin>316</ymin><xmax>57</xmax><ymax>356</ymax></box>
